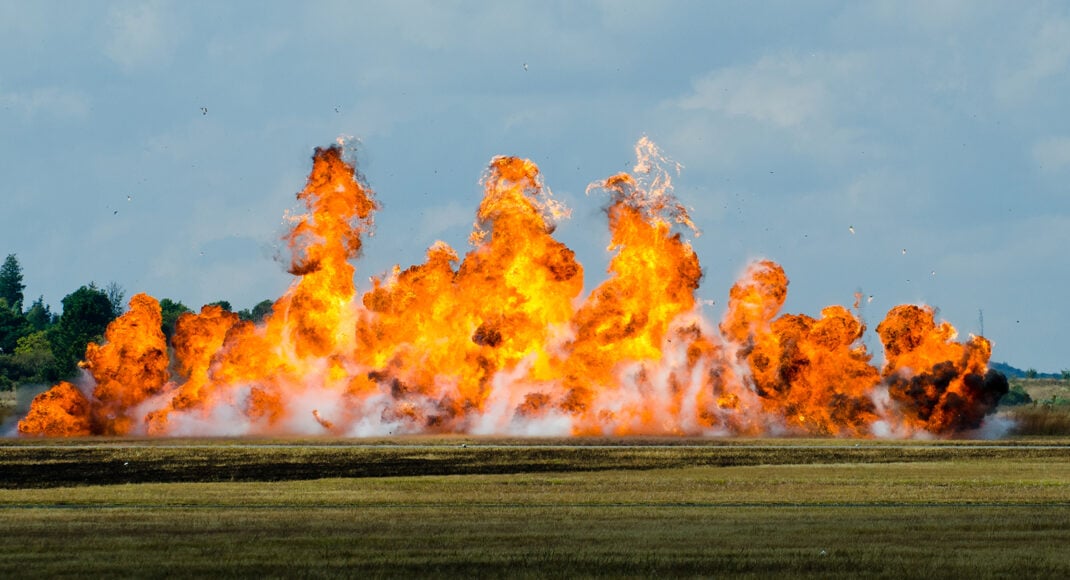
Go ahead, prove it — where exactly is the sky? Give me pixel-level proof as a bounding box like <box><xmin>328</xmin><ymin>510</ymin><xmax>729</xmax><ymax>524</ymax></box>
<box><xmin>1</xmin><ymin>0</ymin><xmax>1068</xmax><ymax>371</ymax></box>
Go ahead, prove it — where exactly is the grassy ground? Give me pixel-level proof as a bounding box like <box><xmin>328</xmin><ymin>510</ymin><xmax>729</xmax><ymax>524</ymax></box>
<box><xmin>1</xmin><ymin>440</ymin><xmax>1069</xmax><ymax>578</ymax></box>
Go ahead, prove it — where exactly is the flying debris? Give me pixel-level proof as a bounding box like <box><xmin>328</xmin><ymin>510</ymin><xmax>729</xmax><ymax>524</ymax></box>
<box><xmin>16</xmin><ymin>140</ymin><xmax>1008</xmax><ymax>439</ymax></box>
<box><xmin>901</xmin><ymin>248</ymin><xmax>907</xmax><ymax>255</ymax></box>
<box><xmin>848</xmin><ymin>225</ymin><xmax>855</xmax><ymax>235</ymax></box>
<box><xmin>200</xmin><ymin>107</ymin><xmax>208</xmax><ymax>115</ymax></box>
<box><xmin>523</xmin><ymin>62</ymin><xmax>528</xmax><ymax>71</ymax></box>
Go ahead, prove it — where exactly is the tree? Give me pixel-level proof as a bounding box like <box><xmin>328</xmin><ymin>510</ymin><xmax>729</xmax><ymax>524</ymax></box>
<box><xmin>238</xmin><ymin>299</ymin><xmax>274</xmax><ymax>324</ymax></box>
<box><xmin>1025</xmin><ymin>368</ymin><xmax>1038</xmax><ymax>379</ymax></box>
<box><xmin>0</xmin><ymin>254</ymin><xmax>25</xmax><ymax>311</ymax></box>
<box><xmin>105</xmin><ymin>282</ymin><xmax>126</xmax><ymax>317</ymax></box>
<box><xmin>11</xmin><ymin>330</ymin><xmax>57</xmax><ymax>382</ymax></box>
<box><xmin>24</xmin><ymin>296</ymin><xmax>54</xmax><ymax>331</ymax></box>
<box><xmin>208</xmin><ymin>300</ymin><xmax>233</xmax><ymax>312</ymax></box>
<box><xmin>159</xmin><ymin>298</ymin><xmax>192</xmax><ymax>339</ymax></box>
<box><xmin>0</xmin><ymin>297</ymin><xmax>27</xmax><ymax>355</ymax></box>
<box><xmin>51</xmin><ymin>284</ymin><xmax>117</xmax><ymax>376</ymax></box>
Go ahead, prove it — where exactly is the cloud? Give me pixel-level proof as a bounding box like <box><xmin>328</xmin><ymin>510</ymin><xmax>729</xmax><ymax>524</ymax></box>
<box><xmin>1032</xmin><ymin>136</ymin><xmax>1070</xmax><ymax>173</ymax></box>
<box><xmin>676</xmin><ymin>54</ymin><xmax>836</xmax><ymax>128</ymax></box>
<box><xmin>994</xmin><ymin>15</ymin><xmax>1070</xmax><ymax>102</ymax></box>
<box><xmin>103</xmin><ymin>0</ymin><xmax>178</xmax><ymax>71</ymax></box>
<box><xmin>661</xmin><ymin>51</ymin><xmax>872</xmax><ymax>171</ymax></box>
<box><xmin>0</xmin><ymin>87</ymin><xmax>89</xmax><ymax>119</ymax></box>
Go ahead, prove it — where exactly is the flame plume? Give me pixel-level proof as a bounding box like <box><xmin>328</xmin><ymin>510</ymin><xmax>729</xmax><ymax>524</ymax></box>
<box><xmin>18</xmin><ymin>140</ymin><xmax>1008</xmax><ymax>438</ymax></box>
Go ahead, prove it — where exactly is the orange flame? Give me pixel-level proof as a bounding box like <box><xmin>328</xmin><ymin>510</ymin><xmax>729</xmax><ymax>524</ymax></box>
<box><xmin>17</xmin><ymin>140</ymin><xmax>1008</xmax><ymax>438</ymax></box>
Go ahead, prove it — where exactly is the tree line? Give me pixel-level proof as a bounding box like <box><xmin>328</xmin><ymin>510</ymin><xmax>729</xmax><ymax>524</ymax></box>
<box><xmin>0</xmin><ymin>254</ymin><xmax>273</xmax><ymax>390</ymax></box>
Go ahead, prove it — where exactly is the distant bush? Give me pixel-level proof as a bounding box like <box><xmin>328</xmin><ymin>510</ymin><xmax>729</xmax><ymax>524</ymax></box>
<box><xmin>1000</xmin><ymin>384</ymin><xmax>1032</xmax><ymax>406</ymax></box>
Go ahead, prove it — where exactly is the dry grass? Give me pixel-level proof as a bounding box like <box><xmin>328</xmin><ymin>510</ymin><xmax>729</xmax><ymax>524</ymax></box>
<box><xmin>1008</xmin><ymin>406</ymin><xmax>1070</xmax><ymax>436</ymax></box>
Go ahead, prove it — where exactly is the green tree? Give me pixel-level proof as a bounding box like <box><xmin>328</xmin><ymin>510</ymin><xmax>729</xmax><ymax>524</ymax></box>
<box><xmin>51</xmin><ymin>284</ymin><xmax>117</xmax><ymax>376</ymax></box>
<box><xmin>11</xmin><ymin>330</ymin><xmax>58</xmax><ymax>382</ymax></box>
<box><xmin>0</xmin><ymin>254</ymin><xmax>25</xmax><ymax>311</ymax></box>
<box><xmin>160</xmin><ymin>298</ymin><xmax>192</xmax><ymax>339</ymax></box>
<box><xmin>0</xmin><ymin>297</ymin><xmax>27</xmax><ymax>355</ymax></box>
<box><xmin>208</xmin><ymin>300</ymin><xmax>233</xmax><ymax>312</ymax></box>
<box><xmin>238</xmin><ymin>299</ymin><xmax>274</xmax><ymax>324</ymax></box>
<box><xmin>1062</xmin><ymin>369</ymin><xmax>1070</xmax><ymax>382</ymax></box>
<box><xmin>25</xmin><ymin>296</ymin><xmax>55</xmax><ymax>331</ymax></box>
<box><xmin>105</xmin><ymin>282</ymin><xmax>126</xmax><ymax>317</ymax></box>
<box><xmin>1025</xmin><ymin>368</ymin><xmax>1038</xmax><ymax>379</ymax></box>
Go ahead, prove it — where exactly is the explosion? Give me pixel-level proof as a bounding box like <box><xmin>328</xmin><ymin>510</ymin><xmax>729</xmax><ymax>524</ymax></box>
<box><xmin>17</xmin><ymin>139</ymin><xmax>1008</xmax><ymax>438</ymax></box>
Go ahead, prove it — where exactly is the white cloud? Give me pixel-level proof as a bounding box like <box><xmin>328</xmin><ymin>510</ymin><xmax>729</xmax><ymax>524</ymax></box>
<box><xmin>104</xmin><ymin>0</ymin><xmax>178</xmax><ymax>71</ymax></box>
<box><xmin>0</xmin><ymin>87</ymin><xmax>89</xmax><ymax>118</ymax></box>
<box><xmin>677</xmin><ymin>55</ymin><xmax>828</xmax><ymax>128</ymax></box>
<box><xmin>661</xmin><ymin>51</ymin><xmax>872</xmax><ymax>169</ymax></box>
<box><xmin>1032</xmin><ymin>136</ymin><xmax>1070</xmax><ymax>173</ymax></box>
<box><xmin>676</xmin><ymin>53</ymin><xmax>864</xmax><ymax>128</ymax></box>
<box><xmin>995</xmin><ymin>16</ymin><xmax>1070</xmax><ymax>102</ymax></box>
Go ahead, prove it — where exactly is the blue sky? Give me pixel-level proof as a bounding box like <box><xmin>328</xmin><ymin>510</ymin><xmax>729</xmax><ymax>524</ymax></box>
<box><xmin>1</xmin><ymin>1</ymin><xmax>1068</xmax><ymax>371</ymax></box>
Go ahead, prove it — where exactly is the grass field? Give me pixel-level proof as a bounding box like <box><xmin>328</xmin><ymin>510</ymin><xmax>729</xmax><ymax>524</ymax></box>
<box><xmin>2</xmin><ymin>438</ymin><xmax>1070</xmax><ymax>578</ymax></box>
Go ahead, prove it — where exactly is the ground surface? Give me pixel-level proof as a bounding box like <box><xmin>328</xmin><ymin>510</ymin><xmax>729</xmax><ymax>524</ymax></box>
<box><xmin>1</xmin><ymin>438</ymin><xmax>1069</xmax><ymax>578</ymax></box>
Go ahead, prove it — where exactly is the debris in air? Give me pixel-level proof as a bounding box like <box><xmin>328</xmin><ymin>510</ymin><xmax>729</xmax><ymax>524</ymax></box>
<box><xmin>523</xmin><ymin>63</ymin><xmax>528</xmax><ymax>71</ymax></box>
<box><xmin>901</xmin><ymin>248</ymin><xmax>907</xmax><ymax>255</ymax></box>
<box><xmin>848</xmin><ymin>225</ymin><xmax>855</xmax><ymax>234</ymax></box>
<box><xmin>200</xmin><ymin>107</ymin><xmax>207</xmax><ymax>115</ymax></box>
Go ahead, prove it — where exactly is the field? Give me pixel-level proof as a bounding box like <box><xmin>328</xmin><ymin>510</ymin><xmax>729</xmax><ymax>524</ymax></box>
<box><xmin>2</xmin><ymin>438</ymin><xmax>1070</xmax><ymax>578</ymax></box>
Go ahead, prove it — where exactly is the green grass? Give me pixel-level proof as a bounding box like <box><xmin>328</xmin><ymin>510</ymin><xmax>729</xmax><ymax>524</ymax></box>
<box><xmin>2</xmin><ymin>439</ymin><xmax>1070</xmax><ymax>578</ymax></box>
